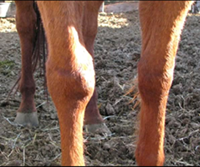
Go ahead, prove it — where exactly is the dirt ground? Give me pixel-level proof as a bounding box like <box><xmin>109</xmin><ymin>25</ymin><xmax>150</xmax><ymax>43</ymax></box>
<box><xmin>0</xmin><ymin>2</ymin><xmax>200</xmax><ymax>166</ymax></box>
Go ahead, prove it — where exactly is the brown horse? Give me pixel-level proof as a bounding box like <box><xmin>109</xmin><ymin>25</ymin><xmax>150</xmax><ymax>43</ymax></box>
<box><xmin>14</xmin><ymin>1</ymin><xmax>194</xmax><ymax>166</ymax></box>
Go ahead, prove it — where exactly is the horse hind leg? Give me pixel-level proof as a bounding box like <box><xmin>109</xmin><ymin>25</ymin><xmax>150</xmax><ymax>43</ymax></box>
<box><xmin>14</xmin><ymin>1</ymin><xmax>38</xmax><ymax>126</ymax></box>
<box><xmin>82</xmin><ymin>1</ymin><xmax>111</xmax><ymax>134</ymax></box>
<box><xmin>82</xmin><ymin>1</ymin><xmax>103</xmax><ymax>126</ymax></box>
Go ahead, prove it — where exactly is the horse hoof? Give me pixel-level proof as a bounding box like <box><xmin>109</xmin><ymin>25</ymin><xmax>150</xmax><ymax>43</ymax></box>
<box><xmin>84</xmin><ymin>123</ymin><xmax>112</xmax><ymax>136</ymax></box>
<box><xmin>14</xmin><ymin>112</ymin><xmax>39</xmax><ymax>127</ymax></box>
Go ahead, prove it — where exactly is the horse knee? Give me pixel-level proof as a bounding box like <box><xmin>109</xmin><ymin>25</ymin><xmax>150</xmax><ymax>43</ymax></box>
<box><xmin>46</xmin><ymin>60</ymin><xmax>95</xmax><ymax>110</ymax></box>
<box><xmin>138</xmin><ymin>58</ymin><xmax>173</xmax><ymax>105</ymax></box>
<box><xmin>19</xmin><ymin>80</ymin><xmax>35</xmax><ymax>96</ymax></box>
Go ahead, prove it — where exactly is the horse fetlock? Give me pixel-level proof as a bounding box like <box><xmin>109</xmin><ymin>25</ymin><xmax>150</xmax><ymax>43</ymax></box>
<box><xmin>19</xmin><ymin>85</ymin><xmax>36</xmax><ymax>110</ymax></box>
<box><xmin>18</xmin><ymin>101</ymin><xmax>36</xmax><ymax>112</ymax></box>
<box><xmin>18</xmin><ymin>93</ymin><xmax>36</xmax><ymax>115</ymax></box>
<box><xmin>19</xmin><ymin>84</ymin><xmax>36</xmax><ymax>95</ymax></box>
<box><xmin>84</xmin><ymin>112</ymin><xmax>104</xmax><ymax>125</ymax></box>
<box><xmin>84</xmin><ymin>89</ymin><xmax>104</xmax><ymax>125</ymax></box>
<box><xmin>138</xmin><ymin>63</ymin><xmax>172</xmax><ymax>105</ymax></box>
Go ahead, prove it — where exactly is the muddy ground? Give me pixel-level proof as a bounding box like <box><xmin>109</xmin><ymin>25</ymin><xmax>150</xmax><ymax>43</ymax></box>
<box><xmin>0</xmin><ymin>2</ymin><xmax>200</xmax><ymax>166</ymax></box>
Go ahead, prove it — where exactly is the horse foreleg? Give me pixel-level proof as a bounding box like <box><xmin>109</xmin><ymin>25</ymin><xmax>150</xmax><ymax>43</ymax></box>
<box><xmin>37</xmin><ymin>2</ymin><xmax>95</xmax><ymax>165</ymax></box>
<box><xmin>135</xmin><ymin>1</ymin><xmax>193</xmax><ymax>166</ymax></box>
<box><xmin>14</xmin><ymin>1</ymin><xmax>38</xmax><ymax>126</ymax></box>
